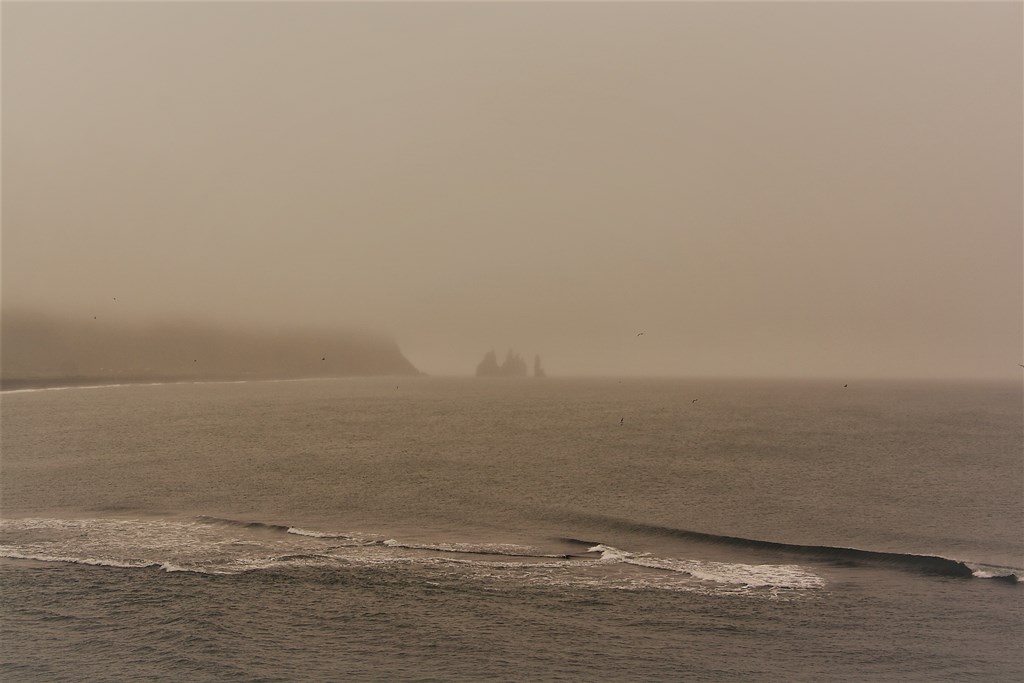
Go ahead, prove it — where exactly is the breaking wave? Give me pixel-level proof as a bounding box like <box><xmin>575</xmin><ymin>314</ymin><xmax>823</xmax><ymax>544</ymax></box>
<box><xmin>588</xmin><ymin>544</ymin><xmax>826</xmax><ymax>589</ymax></box>
<box><xmin>195</xmin><ymin>515</ymin><xmax>294</xmax><ymax>534</ymax></box>
<box><xmin>3</xmin><ymin>516</ymin><xmax>1017</xmax><ymax>588</ymax></box>
<box><xmin>196</xmin><ymin>516</ymin><xmax>363</xmax><ymax>541</ymax></box>
<box><xmin>382</xmin><ymin>539</ymin><xmax>568</xmax><ymax>559</ymax></box>
<box><xmin>0</xmin><ymin>550</ymin><xmax>159</xmax><ymax>569</ymax></box>
<box><xmin>579</xmin><ymin>516</ymin><xmax>988</xmax><ymax>579</ymax></box>
<box><xmin>970</xmin><ymin>564</ymin><xmax>1021</xmax><ymax>583</ymax></box>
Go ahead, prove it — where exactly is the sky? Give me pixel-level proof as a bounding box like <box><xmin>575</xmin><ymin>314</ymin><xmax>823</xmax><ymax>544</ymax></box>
<box><xmin>2</xmin><ymin>1</ymin><xmax>1021</xmax><ymax>378</ymax></box>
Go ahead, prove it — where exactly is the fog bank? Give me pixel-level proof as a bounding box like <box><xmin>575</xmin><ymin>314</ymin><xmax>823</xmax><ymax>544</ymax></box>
<box><xmin>3</xmin><ymin>2</ymin><xmax>1020</xmax><ymax>379</ymax></box>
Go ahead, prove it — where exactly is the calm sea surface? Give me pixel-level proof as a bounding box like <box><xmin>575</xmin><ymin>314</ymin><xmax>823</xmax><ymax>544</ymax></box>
<box><xmin>1</xmin><ymin>377</ymin><xmax>1021</xmax><ymax>681</ymax></box>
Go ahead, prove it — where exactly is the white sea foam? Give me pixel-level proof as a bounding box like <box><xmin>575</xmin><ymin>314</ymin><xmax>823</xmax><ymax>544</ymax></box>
<box><xmin>287</xmin><ymin>527</ymin><xmax>356</xmax><ymax>540</ymax></box>
<box><xmin>0</xmin><ymin>549</ymin><xmax>158</xmax><ymax>569</ymax></box>
<box><xmin>1</xmin><ymin>384</ymin><xmax>122</xmax><ymax>394</ymax></box>
<box><xmin>157</xmin><ymin>562</ymin><xmax>229</xmax><ymax>575</ymax></box>
<box><xmin>589</xmin><ymin>544</ymin><xmax>632</xmax><ymax>562</ymax></box>
<box><xmin>0</xmin><ymin>381</ymin><xmax>183</xmax><ymax>394</ymax></box>
<box><xmin>382</xmin><ymin>539</ymin><xmax>554</xmax><ymax>556</ymax></box>
<box><xmin>0</xmin><ymin>377</ymin><xmax>320</xmax><ymax>395</ymax></box>
<box><xmin>588</xmin><ymin>544</ymin><xmax>825</xmax><ymax>590</ymax></box>
<box><xmin>1</xmin><ymin>518</ymin><xmax>826</xmax><ymax>594</ymax></box>
<box><xmin>971</xmin><ymin>568</ymin><xmax>1020</xmax><ymax>582</ymax></box>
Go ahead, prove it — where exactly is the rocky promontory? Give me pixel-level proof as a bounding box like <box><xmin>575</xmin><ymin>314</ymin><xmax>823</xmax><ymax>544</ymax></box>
<box><xmin>1</xmin><ymin>310</ymin><xmax>421</xmax><ymax>390</ymax></box>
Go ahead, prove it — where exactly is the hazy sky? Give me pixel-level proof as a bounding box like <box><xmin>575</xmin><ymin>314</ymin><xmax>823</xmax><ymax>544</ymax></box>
<box><xmin>3</xmin><ymin>1</ymin><xmax>1021</xmax><ymax>378</ymax></box>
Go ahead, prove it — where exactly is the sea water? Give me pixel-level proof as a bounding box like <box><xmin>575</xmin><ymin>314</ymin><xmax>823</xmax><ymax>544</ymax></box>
<box><xmin>1</xmin><ymin>377</ymin><xmax>1021</xmax><ymax>680</ymax></box>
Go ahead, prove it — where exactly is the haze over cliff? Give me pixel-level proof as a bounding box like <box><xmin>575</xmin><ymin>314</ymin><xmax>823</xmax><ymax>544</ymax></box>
<box><xmin>1</xmin><ymin>310</ymin><xmax>420</xmax><ymax>389</ymax></box>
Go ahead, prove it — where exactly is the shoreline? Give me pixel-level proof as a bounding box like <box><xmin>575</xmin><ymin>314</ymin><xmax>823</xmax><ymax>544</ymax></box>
<box><xmin>0</xmin><ymin>372</ymin><xmax>422</xmax><ymax>393</ymax></box>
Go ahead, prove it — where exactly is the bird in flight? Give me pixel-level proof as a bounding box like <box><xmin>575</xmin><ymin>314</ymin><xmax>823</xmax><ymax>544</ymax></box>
<box><xmin>636</xmin><ymin>332</ymin><xmax>645</xmax><ymax>336</ymax></box>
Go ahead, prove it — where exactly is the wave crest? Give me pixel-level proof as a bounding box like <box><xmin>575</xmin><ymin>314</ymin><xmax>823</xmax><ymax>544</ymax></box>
<box><xmin>581</xmin><ymin>517</ymin><xmax>981</xmax><ymax>579</ymax></box>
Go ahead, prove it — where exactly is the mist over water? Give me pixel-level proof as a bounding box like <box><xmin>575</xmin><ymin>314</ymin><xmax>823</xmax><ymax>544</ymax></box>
<box><xmin>3</xmin><ymin>2</ymin><xmax>1021</xmax><ymax>379</ymax></box>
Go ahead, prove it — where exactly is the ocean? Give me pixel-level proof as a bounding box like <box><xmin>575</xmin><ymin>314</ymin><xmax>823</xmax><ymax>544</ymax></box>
<box><xmin>1</xmin><ymin>377</ymin><xmax>1021</xmax><ymax>681</ymax></box>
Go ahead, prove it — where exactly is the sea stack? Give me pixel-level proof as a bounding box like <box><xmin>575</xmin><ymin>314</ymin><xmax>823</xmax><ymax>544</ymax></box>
<box><xmin>474</xmin><ymin>349</ymin><xmax>533</xmax><ymax>377</ymax></box>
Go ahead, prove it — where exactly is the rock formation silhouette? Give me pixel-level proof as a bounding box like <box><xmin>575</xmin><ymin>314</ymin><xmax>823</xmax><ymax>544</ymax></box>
<box><xmin>475</xmin><ymin>349</ymin><xmax>529</xmax><ymax>377</ymax></box>
<box><xmin>475</xmin><ymin>350</ymin><xmax>502</xmax><ymax>376</ymax></box>
<box><xmin>475</xmin><ymin>350</ymin><xmax>546</xmax><ymax>377</ymax></box>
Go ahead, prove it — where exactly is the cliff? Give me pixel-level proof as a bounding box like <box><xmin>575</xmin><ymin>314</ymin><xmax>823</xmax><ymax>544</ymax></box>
<box><xmin>0</xmin><ymin>310</ymin><xmax>421</xmax><ymax>390</ymax></box>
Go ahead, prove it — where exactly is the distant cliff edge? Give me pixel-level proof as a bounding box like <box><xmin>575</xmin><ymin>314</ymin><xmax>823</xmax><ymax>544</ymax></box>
<box><xmin>476</xmin><ymin>350</ymin><xmax>545</xmax><ymax>377</ymax></box>
<box><xmin>0</xmin><ymin>310</ymin><xmax>421</xmax><ymax>390</ymax></box>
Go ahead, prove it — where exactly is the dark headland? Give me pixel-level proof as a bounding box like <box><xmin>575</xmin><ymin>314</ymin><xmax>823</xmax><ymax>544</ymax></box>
<box><xmin>1</xmin><ymin>310</ymin><xmax>421</xmax><ymax>391</ymax></box>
